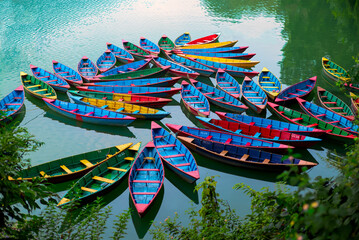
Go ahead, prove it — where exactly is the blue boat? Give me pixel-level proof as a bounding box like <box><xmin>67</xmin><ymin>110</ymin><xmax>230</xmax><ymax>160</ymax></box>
<box><xmin>177</xmin><ymin>54</ymin><xmax>259</xmax><ymax>78</ymax></box>
<box><xmin>106</xmin><ymin>42</ymin><xmax>135</xmax><ymax>64</ymax></box>
<box><xmin>191</xmin><ymin>79</ymin><xmax>248</xmax><ymax>113</ymax></box>
<box><xmin>129</xmin><ymin>141</ymin><xmax>164</xmax><ymax>217</ymax></box>
<box><xmin>83</xmin><ymin>77</ymin><xmax>181</xmax><ymax>88</ymax></box>
<box><xmin>181</xmin><ymin>80</ymin><xmax>210</xmax><ymax>118</ymax></box>
<box><xmin>43</xmin><ymin>98</ymin><xmax>135</xmax><ymax>126</ymax></box>
<box><xmin>275</xmin><ymin>76</ymin><xmax>316</xmax><ymax>104</ymax></box>
<box><xmin>52</xmin><ymin>60</ymin><xmax>83</xmax><ymax>86</ymax></box>
<box><xmin>76</xmin><ymin>85</ymin><xmax>181</xmax><ymax>98</ymax></box>
<box><xmin>175</xmin><ymin>32</ymin><xmax>191</xmax><ymax>46</ymax></box>
<box><xmin>215</xmin><ymin>69</ymin><xmax>241</xmax><ymax>98</ymax></box>
<box><xmin>139</xmin><ymin>37</ymin><xmax>160</xmax><ymax>56</ymax></box>
<box><xmin>258</xmin><ymin>67</ymin><xmax>282</xmax><ymax>100</ymax></box>
<box><xmin>77</xmin><ymin>56</ymin><xmax>99</xmax><ymax>82</ymax></box>
<box><xmin>152</xmin><ymin>57</ymin><xmax>200</xmax><ymax>79</ymax></box>
<box><xmin>174</xmin><ymin>46</ymin><xmax>248</xmax><ymax>54</ymax></box>
<box><xmin>94</xmin><ymin>59</ymin><xmax>151</xmax><ymax>79</ymax></box>
<box><xmin>0</xmin><ymin>86</ymin><xmax>24</xmax><ymax>123</ymax></box>
<box><xmin>296</xmin><ymin>98</ymin><xmax>359</xmax><ymax>136</ymax></box>
<box><xmin>165</xmin><ymin>52</ymin><xmax>215</xmax><ymax>77</ymax></box>
<box><xmin>166</xmin><ymin>124</ymin><xmax>293</xmax><ymax>154</ymax></box>
<box><xmin>177</xmin><ymin>52</ymin><xmax>256</xmax><ymax>60</ymax></box>
<box><xmin>241</xmin><ymin>77</ymin><xmax>268</xmax><ymax>113</ymax></box>
<box><xmin>30</xmin><ymin>64</ymin><xmax>70</xmax><ymax>92</ymax></box>
<box><xmin>215</xmin><ymin>111</ymin><xmax>325</xmax><ymax>138</ymax></box>
<box><xmin>151</xmin><ymin>121</ymin><xmax>200</xmax><ymax>183</ymax></box>
<box><xmin>96</xmin><ymin>50</ymin><xmax>116</xmax><ymax>73</ymax></box>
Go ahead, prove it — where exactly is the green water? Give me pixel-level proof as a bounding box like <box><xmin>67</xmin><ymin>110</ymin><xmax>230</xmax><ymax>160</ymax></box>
<box><xmin>1</xmin><ymin>0</ymin><xmax>358</xmax><ymax>238</ymax></box>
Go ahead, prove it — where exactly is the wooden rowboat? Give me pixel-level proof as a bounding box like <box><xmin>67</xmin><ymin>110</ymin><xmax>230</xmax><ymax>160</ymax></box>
<box><xmin>158</xmin><ymin>35</ymin><xmax>175</xmax><ymax>52</ymax></box>
<box><xmin>178</xmin><ymin>41</ymin><xmax>238</xmax><ymax>50</ymax></box>
<box><xmin>177</xmin><ymin>51</ymin><xmax>256</xmax><ymax>60</ymax></box>
<box><xmin>68</xmin><ymin>90</ymin><xmax>172</xmax><ymax>108</ymax></box>
<box><xmin>151</xmin><ymin>122</ymin><xmax>200</xmax><ymax>183</ymax></box>
<box><xmin>96</xmin><ymin>50</ymin><xmax>117</xmax><ymax>73</ymax></box>
<box><xmin>95</xmin><ymin>59</ymin><xmax>151</xmax><ymax>79</ymax></box>
<box><xmin>30</xmin><ymin>65</ymin><xmax>70</xmax><ymax>92</ymax></box>
<box><xmin>322</xmin><ymin>57</ymin><xmax>351</xmax><ymax>82</ymax></box>
<box><xmin>16</xmin><ymin>143</ymin><xmax>135</xmax><ymax>183</ymax></box>
<box><xmin>274</xmin><ymin>76</ymin><xmax>316</xmax><ymax>104</ymax></box>
<box><xmin>152</xmin><ymin>57</ymin><xmax>200</xmax><ymax>79</ymax></box>
<box><xmin>241</xmin><ymin>77</ymin><xmax>267</xmax><ymax>113</ymax></box>
<box><xmin>175</xmin><ymin>32</ymin><xmax>191</xmax><ymax>46</ymax></box>
<box><xmin>57</xmin><ymin>142</ymin><xmax>141</xmax><ymax>207</ymax></box>
<box><xmin>83</xmin><ymin>77</ymin><xmax>181</xmax><ymax>88</ymax></box>
<box><xmin>181</xmin><ymin>80</ymin><xmax>210</xmax><ymax>118</ymax></box>
<box><xmin>185</xmin><ymin>33</ymin><xmax>221</xmax><ymax>46</ymax></box>
<box><xmin>350</xmin><ymin>92</ymin><xmax>359</xmax><ymax>115</ymax></box>
<box><xmin>139</xmin><ymin>37</ymin><xmax>160</xmax><ymax>56</ymax></box>
<box><xmin>43</xmin><ymin>98</ymin><xmax>135</xmax><ymax>126</ymax></box>
<box><xmin>0</xmin><ymin>86</ymin><xmax>25</xmax><ymax>123</ymax></box>
<box><xmin>191</xmin><ymin>79</ymin><xmax>247</xmax><ymax>113</ymax></box>
<box><xmin>52</xmin><ymin>60</ymin><xmax>83</xmax><ymax>86</ymax></box>
<box><xmin>106</xmin><ymin>42</ymin><xmax>135</xmax><ymax>64</ymax></box>
<box><xmin>70</xmin><ymin>95</ymin><xmax>170</xmax><ymax>120</ymax></box>
<box><xmin>21</xmin><ymin>72</ymin><xmax>57</xmax><ymax>100</ymax></box>
<box><xmin>258</xmin><ymin>67</ymin><xmax>282</xmax><ymax>100</ymax></box>
<box><xmin>129</xmin><ymin>141</ymin><xmax>164</xmax><ymax>217</ymax></box>
<box><xmin>176</xmin><ymin>136</ymin><xmax>317</xmax><ymax>172</ymax></box>
<box><xmin>196</xmin><ymin>116</ymin><xmax>321</xmax><ymax>148</ymax></box>
<box><xmin>166</xmin><ymin>124</ymin><xmax>294</xmax><ymax>154</ymax></box>
<box><xmin>215</xmin><ymin>69</ymin><xmax>241</xmax><ymax>98</ymax></box>
<box><xmin>122</xmin><ymin>39</ymin><xmax>152</xmax><ymax>60</ymax></box>
<box><xmin>78</xmin><ymin>56</ymin><xmax>99</xmax><ymax>82</ymax></box>
<box><xmin>317</xmin><ymin>86</ymin><xmax>355</xmax><ymax>121</ymax></box>
<box><xmin>173</xmin><ymin>46</ymin><xmax>248</xmax><ymax>54</ymax></box>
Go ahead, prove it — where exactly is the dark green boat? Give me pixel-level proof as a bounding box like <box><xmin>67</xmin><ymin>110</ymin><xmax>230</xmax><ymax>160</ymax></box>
<box><xmin>267</xmin><ymin>102</ymin><xmax>356</xmax><ymax>144</ymax></box>
<box><xmin>57</xmin><ymin>142</ymin><xmax>141</xmax><ymax>207</ymax></box>
<box><xmin>158</xmin><ymin>34</ymin><xmax>175</xmax><ymax>52</ymax></box>
<box><xmin>15</xmin><ymin>143</ymin><xmax>134</xmax><ymax>183</ymax></box>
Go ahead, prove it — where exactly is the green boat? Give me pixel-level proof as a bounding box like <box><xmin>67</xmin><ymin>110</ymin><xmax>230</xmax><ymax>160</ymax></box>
<box><xmin>158</xmin><ymin>34</ymin><xmax>175</xmax><ymax>52</ymax></box>
<box><xmin>317</xmin><ymin>86</ymin><xmax>355</xmax><ymax>121</ymax></box>
<box><xmin>21</xmin><ymin>72</ymin><xmax>57</xmax><ymax>100</ymax></box>
<box><xmin>322</xmin><ymin>57</ymin><xmax>351</xmax><ymax>82</ymax></box>
<box><xmin>267</xmin><ymin>102</ymin><xmax>356</xmax><ymax>144</ymax></box>
<box><xmin>57</xmin><ymin>142</ymin><xmax>141</xmax><ymax>207</ymax></box>
<box><xmin>93</xmin><ymin>66</ymin><xmax>170</xmax><ymax>82</ymax></box>
<box><xmin>15</xmin><ymin>143</ymin><xmax>134</xmax><ymax>183</ymax></box>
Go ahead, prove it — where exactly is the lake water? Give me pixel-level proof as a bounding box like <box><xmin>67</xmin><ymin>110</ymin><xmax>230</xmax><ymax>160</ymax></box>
<box><xmin>1</xmin><ymin>0</ymin><xmax>358</xmax><ymax>238</ymax></box>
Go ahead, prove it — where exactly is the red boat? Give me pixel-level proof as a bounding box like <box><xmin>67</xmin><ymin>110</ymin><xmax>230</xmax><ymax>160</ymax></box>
<box><xmin>185</xmin><ymin>33</ymin><xmax>221</xmax><ymax>46</ymax></box>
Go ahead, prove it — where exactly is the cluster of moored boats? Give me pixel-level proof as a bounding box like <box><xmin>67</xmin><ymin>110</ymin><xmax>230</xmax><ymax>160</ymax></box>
<box><xmin>1</xmin><ymin>32</ymin><xmax>358</xmax><ymax>217</ymax></box>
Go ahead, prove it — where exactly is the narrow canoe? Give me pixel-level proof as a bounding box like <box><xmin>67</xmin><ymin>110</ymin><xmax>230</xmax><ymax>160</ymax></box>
<box><xmin>181</xmin><ymin>80</ymin><xmax>210</xmax><ymax>118</ymax></box>
<box><xmin>90</xmin><ymin>66</ymin><xmax>170</xmax><ymax>82</ymax></box>
<box><xmin>215</xmin><ymin>69</ymin><xmax>241</xmax><ymax>98</ymax></box>
<box><xmin>180</xmin><ymin>54</ymin><xmax>260</xmax><ymax>68</ymax></box>
<box><xmin>185</xmin><ymin>33</ymin><xmax>221</xmax><ymax>46</ymax></box>
<box><xmin>139</xmin><ymin>37</ymin><xmax>160</xmax><ymax>56</ymax></box>
<box><xmin>152</xmin><ymin>57</ymin><xmax>200</xmax><ymax>79</ymax></box>
<box><xmin>83</xmin><ymin>77</ymin><xmax>181</xmax><ymax>88</ymax></box>
<box><xmin>317</xmin><ymin>86</ymin><xmax>355</xmax><ymax>121</ymax></box>
<box><xmin>96</xmin><ymin>50</ymin><xmax>117</xmax><ymax>73</ymax></box>
<box><xmin>78</xmin><ymin>56</ymin><xmax>99</xmax><ymax>82</ymax></box>
<box><xmin>95</xmin><ymin>59</ymin><xmax>151</xmax><ymax>79</ymax></box>
<box><xmin>30</xmin><ymin>65</ymin><xmax>70</xmax><ymax>92</ymax></box>
<box><xmin>21</xmin><ymin>72</ymin><xmax>57</xmax><ymax>100</ymax></box>
<box><xmin>52</xmin><ymin>60</ymin><xmax>83</xmax><ymax>86</ymax></box>
<box><xmin>164</xmin><ymin>52</ymin><xmax>215</xmax><ymax>77</ymax></box>
<box><xmin>173</xmin><ymin>46</ymin><xmax>248</xmax><ymax>54</ymax></box>
<box><xmin>267</xmin><ymin>102</ymin><xmax>356</xmax><ymax>144</ymax></box>
<box><xmin>176</xmin><ymin>136</ymin><xmax>317</xmax><ymax>172</ymax></box>
<box><xmin>129</xmin><ymin>141</ymin><xmax>164</xmax><ymax>217</ymax></box>
<box><xmin>68</xmin><ymin>90</ymin><xmax>172</xmax><ymax>108</ymax></box>
<box><xmin>178</xmin><ymin>41</ymin><xmax>238</xmax><ymax>49</ymax></box>
<box><xmin>322</xmin><ymin>57</ymin><xmax>351</xmax><ymax>82</ymax></box>
<box><xmin>43</xmin><ymin>98</ymin><xmax>135</xmax><ymax>126</ymax></box>
<box><xmin>350</xmin><ymin>92</ymin><xmax>359</xmax><ymax>115</ymax></box>
<box><xmin>215</xmin><ymin>111</ymin><xmax>325</xmax><ymax>138</ymax></box>
<box><xmin>158</xmin><ymin>35</ymin><xmax>175</xmax><ymax>52</ymax></box>
<box><xmin>196</xmin><ymin>116</ymin><xmax>321</xmax><ymax>148</ymax></box>
<box><xmin>106</xmin><ymin>42</ymin><xmax>135</xmax><ymax>64</ymax></box>
<box><xmin>16</xmin><ymin>143</ymin><xmax>134</xmax><ymax>183</ymax></box>
<box><xmin>0</xmin><ymin>86</ymin><xmax>25</xmax><ymax>123</ymax></box>
<box><xmin>258</xmin><ymin>67</ymin><xmax>282</xmax><ymax>100</ymax></box>
<box><xmin>166</xmin><ymin>124</ymin><xmax>294</xmax><ymax>154</ymax></box>
<box><xmin>241</xmin><ymin>77</ymin><xmax>268</xmax><ymax>113</ymax></box>
<box><xmin>178</xmin><ymin>54</ymin><xmax>259</xmax><ymax>78</ymax></box>
<box><xmin>76</xmin><ymin>86</ymin><xmax>181</xmax><ymax>98</ymax></box>
<box><xmin>57</xmin><ymin>142</ymin><xmax>141</xmax><ymax>207</ymax></box>
<box><xmin>296</xmin><ymin>98</ymin><xmax>358</xmax><ymax>136</ymax></box>
<box><xmin>122</xmin><ymin>39</ymin><xmax>152</xmax><ymax>60</ymax></box>
<box><xmin>175</xmin><ymin>32</ymin><xmax>191</xmax><ymax>46</ymax></box>
<box><xmin>191</xmin><ymin>79</ymin><xmax>247</xmax><ymax>113</ymax></box>
<box><xmin>275</xmin><ymin>76</ymin><xmax>316</xmax><ymax>104</ymax></box>
<box><xmin>151</xmin><ymin>122</ymin><xmax>200</xmax><ymax>183</ymax></box>
<box><xmin>177</xmin><ymin>51</ymin><xmax>256</xmax><ymax>60</ymax></box>
<box><xmin>70</xmin><ymin>95</ymin><xmax>170</xmax><ymax>120</ymax></box>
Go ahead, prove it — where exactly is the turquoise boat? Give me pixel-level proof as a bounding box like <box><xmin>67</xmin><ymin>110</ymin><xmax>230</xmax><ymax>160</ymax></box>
<box><xmin>0</xmin><ymin>86</ymin><xmax>24</xmax><ymax>123</ymax></box>
<box><xmin>258</xmin><ymin>67</ymin><xmax>282</xmax><ymax>100</ymax></box>
<box><xmin>215</xmin><ymin>68</ymin><xmax>241</xmax><ymax>98</ymax></box>
<box><xmin>241</xmin><ymin>77</ymin><xmax>268</xmax><ymax>113</ymax></box>
<box><xmin>106</xmin><ymin>42</ymin><xmax>135</xmax><ymax>64</ymax></box>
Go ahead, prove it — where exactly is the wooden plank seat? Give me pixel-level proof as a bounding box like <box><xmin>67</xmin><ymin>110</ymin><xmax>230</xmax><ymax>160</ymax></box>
<box><xmin>316</xmin><ymin>114</ymin><xmax>326</xmax><ymax>117</ymax></box>
<box><xmin>288</xmin><ymin>92</ymin><xmax>300</xmax><ymax>96</ymax></box>
<box><xmin>132</xmin><ymin>180</ymin><xmax>161</xmax><ymax>183</ymax></box>
<box><xmin>162</xmin><ymin>154</ymin><xmax>185</xmax><ymax>159</ymax></box>
<box><xmin>5</xmin><ymin>103</ymin><xmax>21</xmax><ymax>105</ymax></box>
<box><xmin>132</xmin><ymin>192</ymin><xmax>157</xmax><ymax>195</ymax></box>
<box><xmin>292</xmin><ymin>117</ymin><xmax>303</xmax><ymax>122</ymax></box>
<box><xmin>218</xmin><ymin>81</ymin><xmax>233</xmax><ymax>84</ymax></box>
<box><xmin>220</xmin><ymin>150</ymin><xmax>228</xmax><ymax>156</ymax></box>
<box><xmin>33</xmin><ymin>89</ymin><xmax>48</xmax><ymax>93</ymax></box>
<box><xmin>189</xmin><ymin>101</ymin><xmax>205</xmax><ymax>104</ymax></box>
<box><xmin>80</xmin><ymin>159</ymin><xmax>94</xmax><ymax>167</ymax></box>
<box><xmin>261</xmin><ymin>76</ymin><xmax>270</xmax><ymax>78</ymax></box>
<box><xmin>328</xmin><ymin>120</ymin><xmax>340</xmax><ymax>124</ymax></box>
<box><xmin>263</xmin><ymin>159</ymin><xmax>270</xmax><ymax>163</ymax></box>
<box><xmin>124</xmin><ymin>157</ymin><xmax>134</xmax><ymax>161</ymax></box>
<box><xmin>156</xmin><ymin>144</ymin><xmax>176</xmax><ymax>149</ymax></box>
<box><xmin>60</xmin><ymin>165</ymin><xmax>73</xmax><ymax>174</ymax></box>
<box><xmin>183</xmin><ymin>95</ymin><xmax>200</xmax><ymax>99</ymax></box>
<box><xmin>329</xmin><ymin>107</ymin><xmax>344</xmax><ymax>110</ymax></box>
<box><xmin>27</xmin><ymin>84</ymin><xmax>41</xmax><ymax>88</ymax></box>
<box><xmin>175</xmin><ymin>163</ymin><xmax>191</xmax><ymax>167</ymax></box>
<box><xmin>38</xmin><ymin>76</ymin><xmax>50</xmax><ymax>79</ymax></box>
<box><xmin>116</xmin><ymin>108</ymin><xmax>125</xmax><ymax>112</ymax></box>
<box><xmin>93</xmin><ymin>176</ymin><xmax>115</xmax><ymax>184</ymax></box>
<box><xmin>84</xmin><ymin>111</ymin><xmax>95</xmax><ymax>116</ymax></box>
<box><xmin>240</xmin><ymin>154</ymin><xmax>249</xmax><ymax>161</ymax></box>
<box><xmin>39</xmin><ymin>171</ymin><xmax>50</xmax><ymax>177</ymax></box>
<box><xmin>296</xmin><ymin>89</ymin><xmax>308</xmax><ymax>92</ymax></box>
<box><xmin>197</xmin><ymin>107</ymin><xmax>208</xmax><ymax>109</ymax></box>
<box><xmin>70</xmin><ymin>108</ymin><xmax>79</xmax><ymax>113</ymax></box>
<box><xmin>204</xmin><ymin>92</ymin><xmax>215</xmax><ymax>95</ymax></box>
<box><xmin>154</xmin><ymin>135</ymin><xmax>165</xmax><ymax>139</ymax></box>
<box><xmin>214</xmin><ymin>97</ymin><xmax>225</xmax><ymax>100</ymax></box>
<box><xmin>57</xmin><ymin>71</ymin><xmax>69</xmax><ymax>74</ymax></box>
<box><xmin>263</xmin><ymin>86</ymin><xmax>279</xmax><ymax>88</ymax></box>
<box><xmin>225</xmin><ymin>138</ymin><xmax>232</xmax><ymax>144</ymax></box>
<box><xmin>306</xmin><ymin>123</ymin><xmax>319</xmax><ymax>127</ymax></box>
<box><xmin>107</xmin><ymin>167</ymin><xmax>127</xmax><ymax>172</ymax></box>
<box><xmin>144</xmin><ymin>157</ymin><xmax>156</xmax><ymax>160</ymax></box>
<box><xmin>323</xmin><ymin>102</ymin><xmax>337</xmax><ymax>104</ymax></box>
<box><xmin>205</xmin><ymin>135</ymin><xmax>213</xmax><ymax>140</ymax></box>
<box><xmin>136</xmin><ymin>168</ymin><xmax>160</xmax><ymax>171</ymax></box>
<box><xmin>244</xmin><ymin>91</ymin><xmax>259</xmax><ymax>94</ymax></box>
<box><xmin>81</xmin><ymin>187</ymin><xmax>97</xmax><ymax>193</ymax></box>
<box><xmin>222</xmin><ymin>86</ymin><xmax>237</xmax><ymax>89</ymax></box>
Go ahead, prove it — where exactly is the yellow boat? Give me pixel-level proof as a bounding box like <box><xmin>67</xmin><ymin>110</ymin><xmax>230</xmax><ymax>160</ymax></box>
<box><xmin>177</xmin><ymin>41</ymin><xmax>238</xmax><ymax>49</ymax></box>
<box><xmin>322</xmin><ymin>57</ymin><xmax>351</xmax><ymax>82</ymax></box>
<box><xmin>180</xmin><ymin>54</ymin><xmax>260</xmax><ymax>69</ymax></box>
<box><xmin>70</xmin><ymin>95</ymin><xmax>170</xmax><ymax>120</ymax></box>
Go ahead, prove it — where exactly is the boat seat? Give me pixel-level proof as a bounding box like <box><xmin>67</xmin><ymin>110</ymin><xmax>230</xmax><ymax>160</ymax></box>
<box><xmin>70</xmin><ymin>108</ymin><xmax>79</xmax><ymax>113</ymax></box>
<box><xmin>163</xmin><ymin>154</ymin><xmax>185</xmax><ymax>159</ymax></box>
<box><xmin>132</xmin><ymin>110</ymin><xmax>140</xmax><ymax>114</ymax></box>
<box><xmin>132</xmin><ymin>192</ymin><xmax>157</xmax><ymax>195</ymax></box>
<box><xmin>249</xmin><ymin>122</ymin><xmax>255</xmax><ymax>126</ymax></box>
<box><xmin>33</xmin><ymin>89</ymin><xmax>48</xmax><ymax>93</ymax></box>
<box><xmin>38</xmin><ymin>76</ymin><xmax>50</xmax><ymax>79</ymax></box>
<box><xmin>60</xmin><ymin>165</ymin><xmax>72</xmax><ymax>174</ymax></box>
<box><xmin>219</xmin><ymin>150</ymin><xmax>228</xmax><ymax>156</ymax></box>
<box><xmin>264</xmin><ymin>86</ymin><xmax>279</xmax><ymax>88</ymax></box>
<box><xmin>261</xmin><ymin>76</ymin><xmax>270</xmax><ymax>78</ymax></box>
<box><xmin>154</xmin><ymin>135</ymin><xmax>165</xmax><ymax>139</ymax></box>
<box><xmin>23</xmin><ymin>80</ymin><xmax>31</xmax><ymax>83</ymax></box>
<box><xmin>245</xmin><ymin>142</ymin><xmax>251</xmax><ymax>146</ymax></box>
<box><xmin>273</xmin><ymin>136</ymin><xmax>280</xmax><ymax>140</ymax></box>
<box><xmin>329</xmin><ymin>107</ymin><xmax>344</xmax><ymax>110</ymax></box>
<box><xmin>5</xmin><ymin>103</ymin><xmax>21</xmax><ymax>105</ymax></box>
<box><xmin>222</xmin><ymin>86</ymin><xmax>236</xmax><ymax>89</ymax></box>
<box><xmin>244</xmin><ymin>91</ymin><xmax>259</xmax><ymax>94</ymax></box>
<box><xmin>132</xmin><ymin>180</ymin><xmax>161</xmax><ymax>183</ymax></box>
<box><xmin>206</xmin><ymin>135</ymin><xmax>213</xmax><ymax>140</ymax></box>
<box><xmin>43</xmin><ymin>93</ymin><xmax>52</xmax><ymax>96</ymax></box>
<box><xmin>39</xmin><ymin>171</ymin><xmax>50</xmax><ymax>177</ymax></box>
<box><xmin>328</xmin><ymin>120</ymin><xmax>340</xmax><ymax>124</ymax></box>
<box><xmin>57</xmin><ymin>71</ymin><xmax>69</xmax><ymax>74</ymax></box>
<box><xmin>84</xmin><ymin>111</ymin><xmax>95</xmax><ymax>116</ymax></box>
<box><xmin>189</xmin><ymin>101</ymin><xmax>205</xmax><ymax>104</ymax></box>
<box><xmin>107</xmin><ymin>167</ymin><xmax>127</xmax><ymax>172</ymax></box>
<box><xmin>266</xmin><ymin>125</ymin><xmax>272</xmax><ymax>129</ymax></box>
<box><xmin>296</xmin><ymin>89</ymin><xmax>308</xmax><ymax>93</ymax></box>
<box><xmin>323</xmin><ymin>101</ymin><xmax>337</xmax><ymax>104</ymax></box>
<box><xmin>288</xmin><ymin>92</ymin><xmax>300</xmax><ymax>96</ymax></box>
<box><xmin>136</xmin><ymin>168</ymin><xmax>160</xmax><ymax>171</ymax></box>
<box><xmin>13</xmin><ymin>97</ymin><xmax>22</xmax><ymax>99</ymax></box>
<box><xmin>204</xmin><ymin>92</ymin><xmax>215</xmax><ymax>95</ymax></box>
<box><xmin>183</xmin><ymin>95</ymin><xmax>200</xmax><ymax>99</ymax></box>
<box><xmin>253</xmin><ymin>132</ymin><xmax>261</xmax><ymax>138</ymax></box>
<box><xmin>197</xmin><ymin>107</ymin><xmax>208</xmax><ymax>109</ymax></box>
<box><xmin>240</xmin><ymin>154</ymin><xmax>249</xmax><ymax>161</ymax></box>
<box><xmin>93</xmin><ymin>176</ymin><xmax>115</xmax><ymax>184</ymax></box>
<box><xmin>46</xmin><ymin>79</ymin><xmax>59</xmax><ymax>83</ymax></box>
<box><xmin>80</xmin><ymin>159</ymin><xmax>94</xmax><ymax>167</ymax></box>
<box><xmin>27</xmin><ymin>84</ymin><xmax>41</xmax><ymax>89</ymax></box>
<box><xmin>225</xmin><ymin>138</ymin><xmax>232</xmax><ymax>144</ymax></box>
<box><xmin>156</xmin><ymin>144</ymin><xmax>176</xmax><ymax>149</ymax></box>
<box><xmin>306</xmin><ymin>123</ymin><xmax>318</xmax><ymax>128</ymax></box>
<box><xmin>175</xmin><ymin>163</ymin><xmax>191</xmax><ymax>167</ymax></box>
<box><xmin>81</xmin><ymin>187</ymin><xmax>97</xmax><ymax>193</ymax></box>
<box><xmin>235</xmin><ymin>129</ymin><xmax>242</xmax><ymax>134</ymax></box>
<box><xmin>144</xmin><ymin>157</ymin><xmax>156</xmax><ymax>160</ymax></box>
<box><xmin>214</xmin><ymin>97</ymin><xmax>225</xmax><ymax>100</ymax></box>
<box><xmin>263</xmin><ymin>159</ymin><xmax>270</xmax><ymax>163</ymax></box>
<box><xmin>124</xmin><ymin>157</ymin><xmax>134</xmax><ymax>161</ymax></box>
<box><xmin>116</xmin><ymin>108</ymin><xmax>125</xmax><ymax>112</ymax></box>
<box><xmin>316</xmin><ymin>114</ymin><xmax>326</xmax><ymax>117</ymax></box>
<box><xmin>292</xmin><ymin>117</ymin><xmax>303</xmax><ymax>122</ymax></box>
